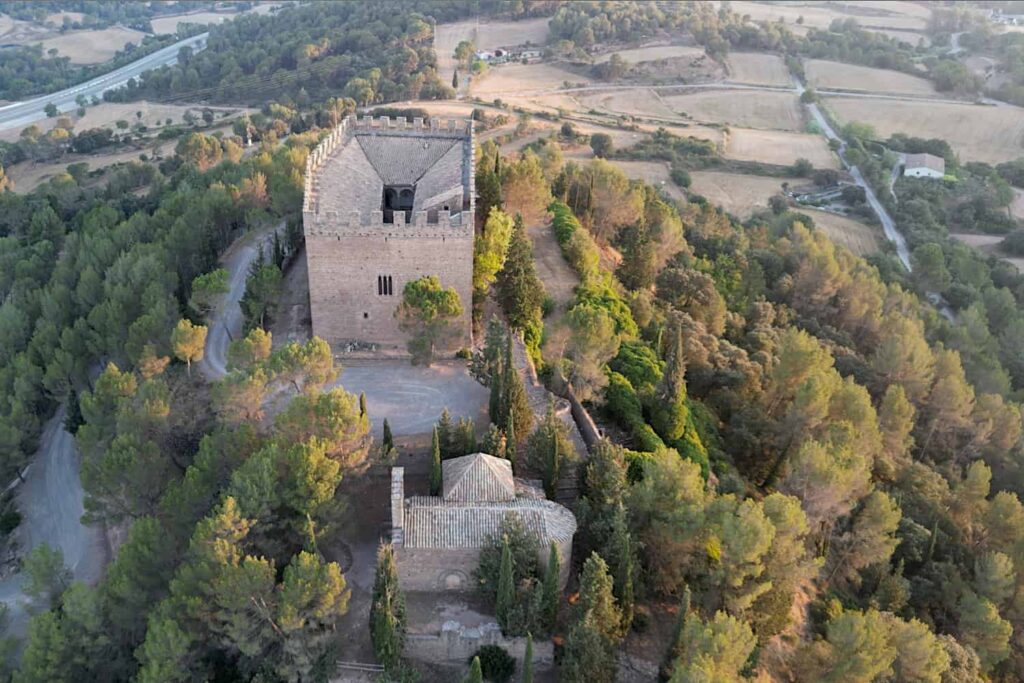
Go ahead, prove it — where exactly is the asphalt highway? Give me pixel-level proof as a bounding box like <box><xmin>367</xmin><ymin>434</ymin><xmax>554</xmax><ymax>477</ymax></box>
<box><xmin>0</xmin><ymin>32</ymin><xmax>208</xmax><ymax>132</ymax></box>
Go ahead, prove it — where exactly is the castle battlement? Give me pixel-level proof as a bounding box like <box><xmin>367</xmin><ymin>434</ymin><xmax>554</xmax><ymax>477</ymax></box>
<box><xmin>302</xmin><ymin>207</ymin><xmax>472</xmax><ymax>238</ymax></box>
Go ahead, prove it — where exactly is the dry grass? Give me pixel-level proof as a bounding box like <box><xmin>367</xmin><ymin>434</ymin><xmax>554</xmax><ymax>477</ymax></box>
<box><xmin>688</xmin><ymin>171</ymin><xmax>794</xmax><ymax>218</ymax></box>
<box><xmin>726</xmin><ymin>52</ymin><xmax>791</xmax><ymax>86</ymax></box>
<box><xmin>725</xmin><ymin>128</ymin><xmax>839</xmax><ymax>168</ymax></box>
<box><xmin>1012</xmin><ymin>189</ymin><xmax>1024</xmax><ymax>222</ymax></box>
<box><xmin>872</xmin><ymin>29</ymin><xmax>930</xmax><ymax>46</ymax></box>
<box><xmin>0</xmin><ymin>102</ymin><xmax>249</xmax><ymax>142</ymax></box>
<box><xmin>951</xmin><ymin>232</ymin><xmax>1024</xmax><ymax>273</ymax></box>
<box><xmin>715</xmin><ymin>0</ymin><xmax>928</xmax><ymax>31</ymax></box>
<box><xmin>799</xmin><ymin>208</ymin><xmax>881</xmax><ymax>256</ymax></box>
<box><xmin>36</xmin><ymin>27</ymin><xmax>147</xmax><ymax>64</ymax></box>
<box><xmin>824</xmin><ymin>96</ymin><xmax>1024</xmax><ymax>163</ymax></box>
<box><xmin>607</xmin><ymin>159</ymin><xmax>688</xmax><ymax>201</ymax></box>
<box><xmin>45</xmin><ymin>11</ymin><xmax>86</xmax><ymax>25</ymax></box>
<box><xmin>471</xmin><ymin>62</ymin><xmax>589</xmax><ymax>97</ymax></box>
<box><xmin>594</xmin><ymin>45</ymin><xmax>705</xmax><ymax>64</ymax></box>
<box><xmin>435</xmin><ymin>17</ymin><xmax>550</xmax><ymax>75</ymax></box>
<box><xmin>150</xmin><ymin>3</ymin><xmax>278</xmax><ymax>34</ymax></box>
<box><xmin>663</xmin><ymin>90</ymin><xmax>804</xmax><ymax>131</ymax></box>
<box><xmin>806</xmin><ymin>59</ymin><xmax>936</xmax><ymax>95</ymax></box>
<box><xmin>8</xmin><ymin>148</ymin><xmax>155</xmax><ymax>193</ymax></box>
<box><xmin>578</xmin><ymin>89</ymin><xmax>679</xmax><ymax>119</ymax></box>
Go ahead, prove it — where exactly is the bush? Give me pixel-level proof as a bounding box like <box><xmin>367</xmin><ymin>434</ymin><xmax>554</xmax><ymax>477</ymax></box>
<box><xmin>605</xmin><ymin>371</ymin><xmax>665</xmax><ymax>453</ymax></box>
<box><xmin>470</xmin><ymin>645</ymin><xmax>516</xmax><ymax>683</ymax></box>
<box><xmin>669</xmin><ymin>167</ymin><xmax>691</xmax><ymax>187</ymax></box>
<box><xmin>1002</xmin><ymin>229</ymin><xmax>1024</xmax><ymax>257</ymax></box>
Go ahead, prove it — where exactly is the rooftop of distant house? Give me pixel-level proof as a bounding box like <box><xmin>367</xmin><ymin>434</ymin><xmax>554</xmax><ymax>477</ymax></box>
<box><xmin>401</xmin><ymin>453</ymin><xmax>577</xmax><ymax>549</ymax></box>
<box><xmin>904</xmin><ymin>152</ymin><xmax>946</xmax><ymax>174</ymax></box>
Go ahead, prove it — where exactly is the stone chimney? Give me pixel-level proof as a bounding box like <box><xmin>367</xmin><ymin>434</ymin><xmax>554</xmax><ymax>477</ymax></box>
<box><xmin>390</xmin><ymin>467</ymin><xmax>404</xmax><ymax>547</ymax></box>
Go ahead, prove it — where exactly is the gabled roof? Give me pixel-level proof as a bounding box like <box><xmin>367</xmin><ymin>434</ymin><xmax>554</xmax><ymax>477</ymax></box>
<box><xmin>904</xmin><ymin>153</ymin><xmax>945</xmax><ymax>173</ymax></box>
<box><xmin>442</xmin><ymin>453</ymin><xmax>515</xmax><ymax>502</ymax></box>
<box><xmin>403</xmin><ymin>496</ymin><xmax>577</xmax><ymax>549</ymax></box>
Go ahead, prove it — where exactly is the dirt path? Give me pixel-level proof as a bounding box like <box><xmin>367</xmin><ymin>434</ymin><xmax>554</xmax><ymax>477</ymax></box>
<box><xmin>528</xmin><ymin>220</ymin><xmax>579</xmax><ymax>313</ymax></box>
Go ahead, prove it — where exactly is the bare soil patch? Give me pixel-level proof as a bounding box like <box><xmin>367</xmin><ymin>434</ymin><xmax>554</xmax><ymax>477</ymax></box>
<box><xmin>726</xmin><ymin>52</ymin><xmax>791</xmax><ymax>86</ymax></box>
<box><xmin>594</xmin><ymin>44</ymin><xmax>705</xmax><ymax>64</ymax></box>
<box><xmin>806</xmin><ymin>59</ymin><xmax>936</xmax><ymax>95</ymax></box>
<box><xmin>470</xmin><ymin>62</ymin><xmax>590</xmax><ymax>97</ymax></box>
<box><xmin>798</xmin><ymin>207</ymin><xmax>881</xmax><ymax>256</ymax></box>
<box><xmin>689</xmin><ymin>171</ymin><xmax>795</xmax><ymax>218</ymax></box>
<box><xmin>725</xmin><ymin>128</ymin><xmax>838</xmax><ymax>168</ymax></box>
<box><xmin>36</xmin><ymin>26</ymin><xmax>147</xmax><ymax>64</ymax></box>
<box><xmin>663</xmin><ymin>90</ymin><xmax>804</xmax><ymax>131</ymax></box>
<box><xmin>824</xmin><ymin>96</ymin><xmax>1024</xmax><ymax>164</ymax></box>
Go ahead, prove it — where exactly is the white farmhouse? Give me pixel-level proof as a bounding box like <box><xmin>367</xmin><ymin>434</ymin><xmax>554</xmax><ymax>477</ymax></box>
<box><xmin>903</xmin><ymin>153</ymin><xmax>946</xmax><ymax>179</ymax></box>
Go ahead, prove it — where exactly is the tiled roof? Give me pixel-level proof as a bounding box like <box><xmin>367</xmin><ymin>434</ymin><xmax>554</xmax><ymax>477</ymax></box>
<box><xmin>443</xmin><ymin>453</ymin><xmax>515</xmax><ymax>502</ymax></box>
<box><xmin>403</xmin><ymin>496</ymin><xmax>577</xmax><ymax>549</ymax></box>
<box><xmin>905</xmin><ymin>152</ymin><xmax>945</xmax><ymax>173</ymax></box>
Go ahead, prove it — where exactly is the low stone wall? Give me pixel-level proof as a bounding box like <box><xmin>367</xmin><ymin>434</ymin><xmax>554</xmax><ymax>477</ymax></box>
<box><xmin>405</xmin><ymin>621</ymin><xmax>554</xmax><ymax>671</ymax></box>
<box><xmin>567</xmin><ymin>387</ymin><xmax>602</xmax><ymax>449</ymax></box>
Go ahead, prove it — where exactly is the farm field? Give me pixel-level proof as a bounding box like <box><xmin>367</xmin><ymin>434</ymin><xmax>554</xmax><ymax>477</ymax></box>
<box><xmin>607</xmin><ymin>160</ymin><xmax>687</xmax><ymax>201</ymax></box>
<box><xmin>36</xmin><ymin>26</ymin><xmax>147</xmax><ymax>64</ymax></box>
<box><xmin>688</xmin><ymin>171</ymin><xmax>795</xmax><ymax>219</ymax></box>
<box><xmin>805</xmin><ymin>59</ymin><xmax>936</xmax><ymax>95</ymax></box>
<box><xmin>594</xmin><ymin>45</ymin><xmax>705</xmax><ymax>64</ymax></box>
<box><xmin>799</xmin><ymin>207</ymin><xmax>881</xmax><ymax>256</ymax></box>
<box><xmin>725</xmin><ymin>128</ymin><xmax>839</xmax><ymax>168</ymax></box>
<box><xmin>150</xmin><ymin>3</ymin><xmax>278</xmax><ymax>34</ymax></box>
<box><xmin>470</xmin><ymin>62</ymin><xmax>589</xmax><ymax>97</ymax></box>
<box><xmin>714</xmin><ymin>0</ymin><xmax>929</xmax><ymax>31</ymax></box>
<box><xmin>578</xmin><ymin>89</ymin><xmax>679</xmax><ymax>120</ymax></box>
<box><xmin>8</xmin><ymin>148</ymin><xmax>153</xmax><ymax>194</ymax></box>
<box><xmin>0</xmin><ymin>102</ymin><xmax>249</xmax><ymax>142</ymax></box>
<box><xmin>726</xmin><ymin>52</ymin><xmax>791</xmax><ymax>86</ymax></box>
<box><xmin>434</xmin><ymin>17</ymin><xmax>550</xmax><ymax>75</ymax></box>
<box><xmin>824</xmin><ymin>96</ymin><xmax>1024</xmax><ymax>164</ymax></box>
<box><xmin>663</xmin><ymin>90</ymin><xmax>804</xmax><ymax>131</ymax></box>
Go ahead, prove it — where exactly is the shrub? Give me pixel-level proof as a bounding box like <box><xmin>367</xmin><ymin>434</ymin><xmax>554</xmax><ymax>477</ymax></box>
<box><xmin>470</xmin><ymin>645</ymin><xmax>516</xmax><ymax>683</ymax></box>
<box><xmin>670</xmin><ymin>167</ymin><xmax>691</xmax><ymax>187</ymax></box>
<box><xmin>605</xmin><ymin>371</ymin><xmax>665</xmax><ymax>453</ymax></box>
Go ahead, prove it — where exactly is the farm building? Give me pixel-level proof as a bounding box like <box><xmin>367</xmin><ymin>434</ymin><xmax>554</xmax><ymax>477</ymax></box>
<box><xmin>903</xmin><ymin>153</ymin><xmax>946</xmax><ymax>179</ymax></box>
<box><xmin>390</xmin><ymin>454</ymin><xmax>576</xmax><ymax>592</ymax></box>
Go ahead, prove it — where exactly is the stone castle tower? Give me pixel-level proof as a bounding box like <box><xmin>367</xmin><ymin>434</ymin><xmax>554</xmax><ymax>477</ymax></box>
<box><xmin>302</xmin><ymin>115</ymin><xmax>475</xmax><ymax>352</ymax></box>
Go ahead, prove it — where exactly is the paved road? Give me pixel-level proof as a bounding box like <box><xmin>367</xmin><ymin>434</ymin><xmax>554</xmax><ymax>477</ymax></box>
<box><xmin>0</xmin><ymin>406</ymin><xmax>107</xmax><ymax>636</ymax></box>
<box><xmin>0</xmin><ymin>32</ymin><xmax>208</xmax><ymax>132</ymax></box>
<box><xmin>199</xmin><ymin>224</ymin><xmax>281</xmax><ymax>380</ymax></box>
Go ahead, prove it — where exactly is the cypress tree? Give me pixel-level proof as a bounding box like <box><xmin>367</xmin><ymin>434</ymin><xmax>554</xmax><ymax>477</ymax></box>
<box><xmin>610</xmin><ymin>506</ymin><xmax>635</xmax><ymax>634</ymax></box>
<box><xmin>430</xmin><ymin>426</ymin><xmax>442</xmax><ymax>496</ymax></box>
<box><xmin>523</xmin><ymin>633</ymin><xmax>534</xmax><ymax>683</ymax></box>
<box><xmin>452</xmin><ymin>69</ymin><xmax>459</xmax><ymax>89</ymax></box>
<box><xmin>489</xmin><ymin>353</ymin><xmax>505</xmax><ymax>428</ymax></box>
<box><xmin>544</xmin><ymin>431</ymin><xmax>559</xmax><ymax>499</ymax></box>
<box><xmin>652</xmin><ymin>321</ymin><xmax>688</xmax><ymax>442</ymax></box>
<box><xmin>505</xmin><ymin>414</ymin><xmax>516</xmax><ymax>467</ymax></box>
<box><xmin>465</xmin><ymin>655</ymin><xmax>483</xmax><ymax>683</ymax></box>
<box><xmin>381</xmin><ymin>418</ymin><xmax>394</xmax><ymax>459</ymax></box>
<box><xmin>370</xmin><ymin>543</ymin><xmax>406</xmax><ymax>673</ymax></box>
<box><xmin>659</xmin><ymin>585</ymin><xmax>691</xmax><ymax>681</ymax></box>
<box><xmin>359</xmin><ymin>391</ymin><xmax>367</xmax><ymax>418</ymax></box>
<box><xmin>496</xmin><ymin>536</ymin><xmax>515</xmax><ymax>631</ymax></box>
<box><xmin>438</xmin><ymin>408</ymin><xmax>454</xmax><ymax>458</ymax></box>
<box><xmin>541</xmin><ymin>541</ymin><xmax>560</xmax><ymax>633</ymax></box>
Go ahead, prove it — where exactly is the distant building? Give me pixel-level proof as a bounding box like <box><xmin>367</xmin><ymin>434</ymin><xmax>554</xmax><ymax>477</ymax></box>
<box><xmin>390</xmin><ymin>453</ymin><xmax>576</xmax><ymax>592</ymax></box>
<box><xmin>903</xmin><ymin>153</ymin><xmax>946</xmax><ymax>179</ymax></box>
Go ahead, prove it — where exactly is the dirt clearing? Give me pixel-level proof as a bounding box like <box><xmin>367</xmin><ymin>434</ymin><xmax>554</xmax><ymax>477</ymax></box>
<box><xmin>725</xmin><ymin>128</ymin><xmax>838</xmax><ymax>168</ymax></box>
<box><xmin>595</xmin><ymin>45</ymin><xmax>705</xmax><ymax>64</ymax></box>
<box><xmin>8</xmin><ymin>148</ymin><xmax>153</xmax><ymax>193</ymax></box>
<box><xmin>36</xmin><ymin>27</ymin><xmax>147</xmax><ymax>64</ymax></box>
<box><xmin>806</xmin><ymin>59</ymin><xmax>936</xmax><ymax>96</ymax></box>
<box><xmin>688</xmin><ymin>171</ymin><xmax>794</xmax><ymax>218</ymax></box>
<box><xmin>798</xmin><ymin>208</ymin><xmax>881</xmax><ymax>256</ymax></box>
<box><xmin>470</xmin><ymin>63</ymin><xmax>589</xmax><ymax>97</ymax></box>
<box><xmin>824</xmin><ymin>96</ymin><xmax>1024</xmax><ymax>164</ymax></box>
<box><xmin>726</xmin><ymin>52</ymin><xmax>791</xmax><ymax>86</ymax></box>
<box><xmin>663</xmin><ymin>90</ymin><xmax>804</xmax><ymax>131</ymax></box>
<box><xmin>607</xmin><ymin>159</ymin><xmax>688</xmax><ymax>201</ymax></box>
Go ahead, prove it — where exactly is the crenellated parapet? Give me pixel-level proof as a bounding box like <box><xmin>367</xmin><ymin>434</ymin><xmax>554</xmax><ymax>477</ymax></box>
<box><xmin>303</xmin><ymin>207</ymin><xmax>472</xmax><ymax>239</ymax></box>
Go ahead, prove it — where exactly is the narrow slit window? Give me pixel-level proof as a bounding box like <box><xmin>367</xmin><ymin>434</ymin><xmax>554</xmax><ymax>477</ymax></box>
<box><xmin>387</xmin><ymin>275</ymin><xmax>394</xmax><ymax>296</ymax></box>
<box><xmin>377</xmin><ymin>275</ymin><xmax>382</xmax><ymax>295</ymax></box>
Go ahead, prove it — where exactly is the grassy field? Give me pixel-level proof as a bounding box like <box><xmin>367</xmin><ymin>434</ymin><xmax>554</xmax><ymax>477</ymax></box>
<box><xmin>36</xmin><ymin>27</ymin><xmax>147</xmax><ymax>64</ymax></box>
<box><xmin>594</xmin><ymin>45</ymin><xmax>705</xmax><ymax>64</ymax></box>
<box><xmin>799</xmin><ymin>207</ymin><xmax>881</xmax><ymax>256</ymax></box>
<box><xmin>608</xmin><ymin>159</ymin><xmax>688</xmax><ymax>201</ymax></box>
<box><xmin>824</xmin><ymin>96</ymin><xmax>1024</xmax><ymax>163</ymax></box>
<box><xmin>725</xmin><ymin>128</ymin><xmax>838</xmax><ymax>168</ymax></box>
<box><xmin>578</xmin><ymin>89</ymin><xmax>679</xmax><ymax>119</ymax></box>
<box><xmin>726</xmin><ymin>52</ymin><xmax>791</xmax><ymax>86</ymax></box>
<box><xmin>805</xmin><ymin>59</ymin><xmax>936</xmax><ymax>95</ymax></box>
<box><xmin>470</xmin><ymin>62</ymin><xmax>589</xmax><ymax>97</ymax></box>
<box><xmin>714</xmin><ymin>0</ymin><xmax>929</xmax><ymax>31</ymax></box>
<box><xmin>435</xmin><ymin>17</ymin><xmax>550</xmax><ymax>76</ymax></box>
<box><xmin>664</xmin><ymin>90</ymin><xmax>804</xmax><ymax>131</ymax></box>
<box><xmin>8</xmin><ymin>148</ymin><xmax>153</xmax><ymax>193</ymax></box>
<box><xmin>688</xmin><ymin>170</ymin><xmax>795</xmax><ymax>218</ymax></box>
<box><xmin>150</xmin><ymin>3</ymin><xmax>278</xmax><ymax>34</ymax></box>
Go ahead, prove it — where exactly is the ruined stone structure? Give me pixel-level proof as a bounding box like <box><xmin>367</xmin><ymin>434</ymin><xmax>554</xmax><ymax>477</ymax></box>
<box><xmin>391</xmin><ymin>453</ymin><xmax>576</xmax><ymax>592</ymax></box>
<box><xmin>302</xmin><ymin>115</ymin><xmax>474</xmax><ymax>352</ymax></box>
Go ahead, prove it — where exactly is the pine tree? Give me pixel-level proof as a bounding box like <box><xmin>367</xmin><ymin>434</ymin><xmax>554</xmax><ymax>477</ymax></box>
<box><xmin>660</xmin><ymin>585</ymin><xmax>691</xmax><ymax>681</ymax></box>
<box><xmin>465</xmin><ymin>655</ymin><xmax>483</xmax><ymax>683</ymax></box>
<box><xmin>370</xmin><ymin>543</ymin><xmax>406</xmax><ymax>673</ymax></box>
<box><xmin>64</xmin><ymin>387</ymin><xmax>84</xmax><ymax>435</ymax></box>
<box><xmin>496</xmin><ymin>536</ymin><xmax>515</xmax><ymax>631</ymax></box>
<box><xmin>430</xmin><ymin>427</ymin><xmax>443</xmax><ymax>496</ymax></box>
<box><xmin>541</xmin><ymin>541</ymin><xmax>560</xmax><ymax>633</ymax></box>
<box><xmin>523</xmin><ymin>633</ymin><xmax>534</xmax><ymax>683</ymax></box>
<box><xmin>575</xmin><ymin>553</ymin><xmax>622</xmax><ymax>645</ymax></box>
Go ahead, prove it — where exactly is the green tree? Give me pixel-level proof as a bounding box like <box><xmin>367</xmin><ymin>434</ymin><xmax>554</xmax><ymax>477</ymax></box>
<box><xmin>496</xmin><ymin>536</ymin><xmax>515</xmax><ymax>631</ymax></box>
<box><xmin>541</xmin><ymin>542</ymin><xmax>560</xmax><ymax>633</ymax></box>
<box><xmin>465</xmin><ymin>655</ymin><xmax>483</xmax><ymax>683</ymax></box>
<box><xmin>22</xmin><ymin>543</ymin><xmax>70</xmax><ymax>610</ymax></box>
<box><xmin>370</xmin><ymin>543</ymin><xmax>406</xmax><ymax>673</ymax></box>
<box><xmin>575</xmin><ymin>553</ymin><xmax>622</xmax><ymax>645</ymax></box>
<box><xmin>430</xmin><ymin>426</ymin><xmax>442</xmax><ymax>495</ymax></box>
<box><xmin>958</xmin><ymin>591</ymin><xmax>1011</xmax><ymax>671</ymax></box>
<box><xmin>474</xmin><ymin>207</ymin><xmax>515</xmax><ymax>303</ymax></box>
<box><xmin>396</xmin><ymin>275</ymin><xmax>464</xmax><ymax>366</ymax></box>
<box><xmin>660</xmin><ymin>585</ymin><xmax>691</xmax><ymax>681</ymax></box>
<box><xmin>44</xmin><ymin>102</ymin><xmax>57</xmax><ymax>118</ymax></box>
<box><xmin>526</xmin><ymin>400</ymin><xmax>575</xmax><ymax>499</ymax></box>
<box><xmin>170</xmin><ymin>318</ymin><xmax>207</xmax><ymax>377</ymax></box>
<box><xmin>651</xmin><ymin>321</ymin><xmax>688</xmax><ymax>442</ymax></box>
<box><xmin>523</xmin><ymin>633</ymin><xmax>534</xmax><ymax>683</ymax></box>
<box><xmin>381</xmin><ymin>418</ymin><xmax>395</xmax><ymax>461</ymax></box>
<box><xmin>560</xmin><ymin>611</ymin><xmax>617</xmax><ymax>683</ymax></box>
<box><xmin>590</xmin><ymin>133</ymin><xmax>613</xmax><ymax>158</ymax></box>
<box><xmin>669</xmin><ymin>611</ymin><xmax>756</xmax><ymax>683</ymax></box>
<box><xmin>188</xmin><ymin>268</ymin><xmax>229</xmax><ymax>320</ymax></box>
<box><xmin>240</xmin><ymin>258</ymin><xmax>283</xmax><ymax>331</ymax></box>
<box><xmin>496</xmin><ymin>216</ymin><xmax>545</xmax><ymax>331</ymax></box>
